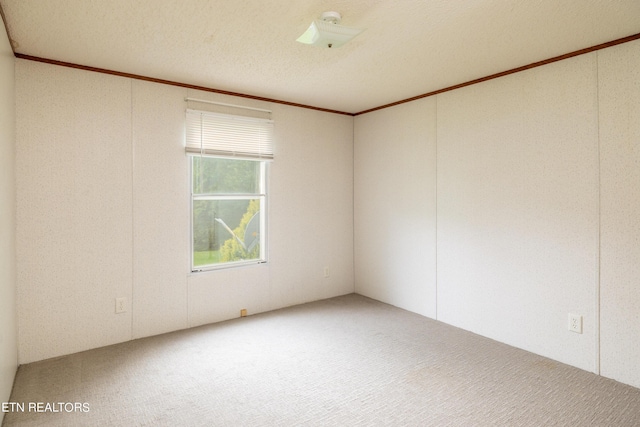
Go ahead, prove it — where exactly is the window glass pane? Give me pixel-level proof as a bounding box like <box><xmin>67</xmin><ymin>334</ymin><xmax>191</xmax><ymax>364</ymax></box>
<box><xmin>193</xmin><ymin>198</ymin><xmax>262</xmax><ymax>267</ymax></box>
<box><xmin>192</xmin><ymin>156</ymin><xmax>259</xmax><ymax>194</ymax></box>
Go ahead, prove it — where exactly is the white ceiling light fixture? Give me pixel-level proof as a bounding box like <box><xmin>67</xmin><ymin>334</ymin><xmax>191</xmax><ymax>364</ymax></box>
<box><xmin>296</xmin><ymin>11</ymin><xmax>364</xmax><ymax>48</ymax></box>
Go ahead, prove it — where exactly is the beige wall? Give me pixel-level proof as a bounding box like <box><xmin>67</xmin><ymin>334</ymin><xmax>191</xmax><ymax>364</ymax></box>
<box><xmin>354</xmin><ymin>98</ymin><xmax>437</xmax><ymax>318</ymax></box>
<box><xmin>0</xmin><ymin>22</ymin><xmax>17</xmax><ymax>425</ymax></box>
<box><xmin>16</xmin><ymin>62</ymin><xmax>133</xmax><ymax>362</ymax></box>
<box><xmin>598</xmin><ymin>41</ymin><xmax>640</xmax><ymax>387</ymax></box>
<box><xmin>354</xmin><ymin>40</ymin><xmax>640</xmax><ymax>388</ymax></box>
<box><xmin>436</xmin><ymin>53</ymin><xmax>599</xmax><ymax>372</ymax></box>
<box><xmin>15</xmin><ymin>60</ymin><xmax>354</xmax><ymax>363</ymax></box>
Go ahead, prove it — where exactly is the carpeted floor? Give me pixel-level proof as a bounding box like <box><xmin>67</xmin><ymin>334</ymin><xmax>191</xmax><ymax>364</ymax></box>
<box><xmin>4</xmin><ymin>294</ymin><xmax>640</xmax><ymax>426</ymax></box>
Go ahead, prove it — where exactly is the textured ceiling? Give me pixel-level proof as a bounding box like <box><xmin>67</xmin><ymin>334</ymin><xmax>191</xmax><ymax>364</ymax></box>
<box><xmin>1</xmin><ymin>0</ymin><xmax>640</xmax><ymax>114</ymax></box>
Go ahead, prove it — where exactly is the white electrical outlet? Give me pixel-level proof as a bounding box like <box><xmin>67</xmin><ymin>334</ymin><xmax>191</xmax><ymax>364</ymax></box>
<box><xmin>115</xmin><ymin>297</ymin><xmax>127</xmax><ymax>314</ymax></box>
<box><xmin>568</xmin><ymin>313</ymin><xmax>582</xmax><ymax>334</ymax></box>
<box><xmin>323</xmin><ymin>267</ymin><xmax>329</xmax><ymax>278</ymax></box>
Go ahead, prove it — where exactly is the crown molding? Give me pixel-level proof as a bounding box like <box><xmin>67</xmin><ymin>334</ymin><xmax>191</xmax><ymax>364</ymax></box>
<box><xmin>354</xmin><ymin>32</ymin><xmax>640</xmax><ymax>115</ymax></box>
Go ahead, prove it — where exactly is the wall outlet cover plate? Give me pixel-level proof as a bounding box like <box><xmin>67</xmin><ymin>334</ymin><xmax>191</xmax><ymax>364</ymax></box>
<box><xmin>568</xmin><ymin>313</ymin><xmax>582</xmax><ymax>334</ymax></box>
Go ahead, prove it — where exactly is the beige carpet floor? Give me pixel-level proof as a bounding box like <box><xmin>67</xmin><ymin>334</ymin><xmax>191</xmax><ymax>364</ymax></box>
<box><xmin>4</xmin><ymin>294</ymin><xmax>640</xmax><ymax>426</ymax></box>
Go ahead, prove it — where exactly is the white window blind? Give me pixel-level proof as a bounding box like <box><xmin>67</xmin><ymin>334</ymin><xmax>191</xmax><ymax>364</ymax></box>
<box><xmin>185</xmin><ymin>109</ymin><xmax>274</xmax><ymax>160</ymax></box>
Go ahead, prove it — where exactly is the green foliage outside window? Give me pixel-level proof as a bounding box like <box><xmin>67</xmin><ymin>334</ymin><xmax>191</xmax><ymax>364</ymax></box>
<box><xmin>219</xmin><ymin>199</ymin><xmax>260</xmax><ymax>262</ymax></box>
<box><xmin>192</xmin><ymin>156</ymin><xmax>264</xmax><ymax>268</ymax></box>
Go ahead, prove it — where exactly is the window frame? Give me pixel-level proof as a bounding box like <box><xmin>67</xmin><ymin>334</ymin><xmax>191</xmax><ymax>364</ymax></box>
<box><xmin>189</xmin><ymin>155</ymin><xmax>268</xmax><ymax>272</ymax></box>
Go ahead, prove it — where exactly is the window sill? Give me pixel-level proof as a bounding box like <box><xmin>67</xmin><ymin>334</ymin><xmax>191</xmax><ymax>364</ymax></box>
<box><xmin>190</xmin><ymin>260</ymin><xmax>267</xmax><ymax>275</ymax></box>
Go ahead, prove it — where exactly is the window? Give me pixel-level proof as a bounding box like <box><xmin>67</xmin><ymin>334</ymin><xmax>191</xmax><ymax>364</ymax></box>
<box><xmin>186</xmin><ymin>109</ymin><xmax>273</xmax><ymax>271</ymax></box>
